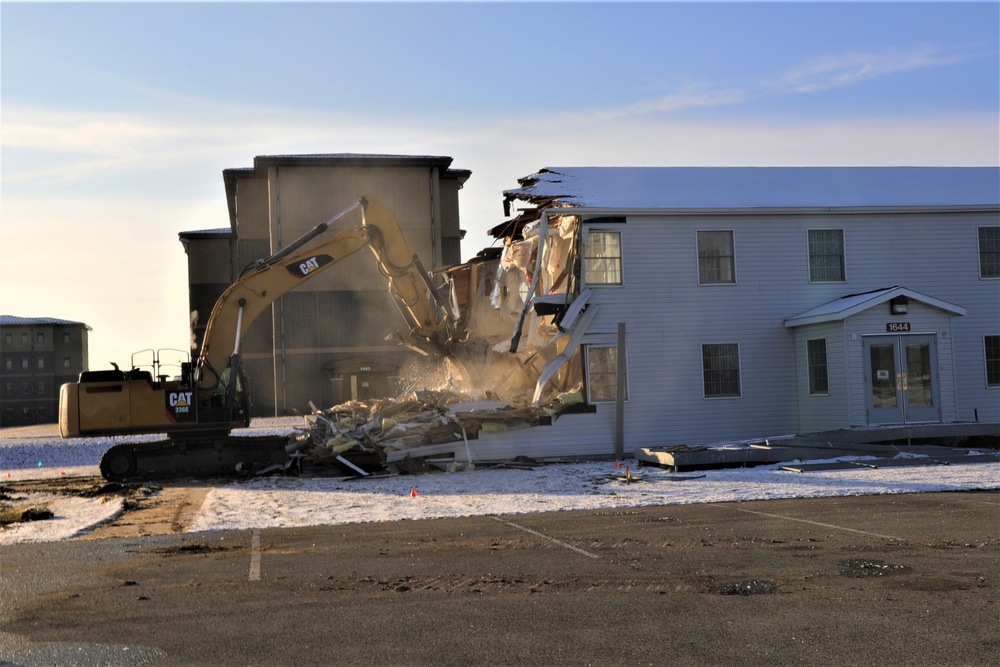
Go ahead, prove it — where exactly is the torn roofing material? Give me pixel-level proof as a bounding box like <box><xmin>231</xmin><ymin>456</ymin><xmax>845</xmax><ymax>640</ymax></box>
<box><xmin>503</xmin><ymin>167</ymin><xmax>1000</xmax><ymax>211</ymax></box>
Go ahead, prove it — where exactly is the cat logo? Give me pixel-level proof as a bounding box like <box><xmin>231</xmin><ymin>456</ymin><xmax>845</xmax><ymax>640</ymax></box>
<box><xmin>166</xmin><ymin>391</ymin><xmax>196</xmax><ymax>422</ymax></box>
<box><xmin>299</xmin><ymin>257</ymin><xmax>321</xmax><ymax>275</ymax></box>
<box><xmin>169</xmin><ymin>391</ymin><xmax>193</xmax><ymax>412</ymax></box>
<box><xmin>287</xmin><ymin>253</ymin><xmax>334</xmax><ymax>278</ymax></box>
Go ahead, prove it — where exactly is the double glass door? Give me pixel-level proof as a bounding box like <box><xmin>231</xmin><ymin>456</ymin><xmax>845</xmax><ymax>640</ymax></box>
<box><xmin>864</xmin><ymin>335</ymin><xmax>940</xmax><ymax>424</ymax></box>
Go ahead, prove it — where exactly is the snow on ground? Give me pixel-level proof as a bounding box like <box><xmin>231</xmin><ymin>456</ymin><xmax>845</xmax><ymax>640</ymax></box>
<box><xmin>2</xmin><ymin>425</ymin><xmax>998</xmax><ymax>545</ymax></box>
<box><xmin>187</xmin><ymin>460</ymin><xmax>1000</xmax><ymax>533</ymax></box>
<box><xmin>0</xmin><ymin>495</ymin><xmax>124</xmax><ymax>545</ymax></box>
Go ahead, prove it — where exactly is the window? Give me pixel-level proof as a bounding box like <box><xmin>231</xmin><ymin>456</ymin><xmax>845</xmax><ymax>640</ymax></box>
<box><xmin>63</xmin><ymin>332</ymin><xmax>71</xmax><ymax>343</ymax></box>
<box><xmin>702</xmin><ymin>343</ymin><xmax>741</xmax><ymax>397</ymax></box>
<box><xmin>5</xmin><ymin>382</ymin><xmax>12</xmax><ymax>395</ymax></box>
<box><xmin>37</xmin><ymin>381</ymin><xmax>45</xmax><ymax>394</ymax></box>
<box><xmin>37</xmin><ymin>357</ymin><xmax>45</xmax><ymax>369</ymax></box>
<box><xmin>586</xmin><ymin>345</ymin><xmax>628</xmax><ymax>402</ymax></box>
<box><xmin>697</xmin><ymin>231</ymin><xmax>735</xmax><ymax>284</ymax></box>
<box><xmin>21</xmin><ymin>382</ymin><xmax>30</xmax><ymax>395</ymax></box>
<box><xmin>583</xmin><ymin>231</ymin><xmax>623</xmax><ymax>285</ymax></box>
<box><xmin>808</xmin><ymin>229</ymin><xmax>845</xmax><ymax>282</ymax></box>
<box><xmin>36</xmin><ymin>332</ymin><xmax>44</xmax><ymax>344</ymax></box>
<box><xmin>21</xmin><ymin>358</ymin><xmax>28</xmax><ymax>369</ymax></box>
<box><xmin>4</xmin><ymin>358</ymin><xmax>10</xmax><ymax>370</ymax></box>
<box><xmin>64</xmin><ymin>357</ymin><xmax>72</xmax><ymax>368</ymax></box>
<box><xmin>3</xmin><ymin>333</ymin><xmax>10</xmax><ymax>345</ymax></box>
<box><xmin>980</xmin><ymin>227</ymin><xmax>1000</xmax><ymax>278</ymax></box>
<box><xmin>807</xmin><ymin>338</ymin><xmax>829</xmax><ymax>395</ymax></box>
<box><xmin>21</xmin><ymin>333</ymin><xmax>28</xmax><ymax>344</ymax></box>
<box><xmin>986</xmin><ymin>336</ymin><xmax>1000</xmax><ymax>387</ymax></box>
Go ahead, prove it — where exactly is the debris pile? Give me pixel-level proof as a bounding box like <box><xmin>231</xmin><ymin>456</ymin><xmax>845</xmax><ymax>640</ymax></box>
<box><xmin>288</xmin><ymin>388</ymin><xmax>586</xmax><ymax>475</ymax></box>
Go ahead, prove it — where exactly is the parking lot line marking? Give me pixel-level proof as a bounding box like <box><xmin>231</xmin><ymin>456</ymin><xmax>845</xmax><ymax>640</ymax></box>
<box><xmin>491</xmin><ymin>516</ymin><xmax>600</xmax><ymax>559</ymax></box>
<box><xmin>710</xmin><ymin>504</ymin><xmax>901</xmax><ymax>540</ymax></box>
<box><xmin>249</xmin><ymin>529</ymin><xmax>261</xmax><ymax>581</ymax></box>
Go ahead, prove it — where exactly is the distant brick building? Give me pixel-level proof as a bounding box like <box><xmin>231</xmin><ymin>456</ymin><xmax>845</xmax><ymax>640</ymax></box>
<box><xmin>0</xmin><ymin>316</ymin><xmax>90</xmax><ymax>426</ymax></box>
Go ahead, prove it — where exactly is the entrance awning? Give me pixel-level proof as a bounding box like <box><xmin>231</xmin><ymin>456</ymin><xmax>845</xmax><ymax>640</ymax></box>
<box><xmin>784</xmin><ymin>286</ymin><xmax>966</xmax><ymax>328</ymax></box>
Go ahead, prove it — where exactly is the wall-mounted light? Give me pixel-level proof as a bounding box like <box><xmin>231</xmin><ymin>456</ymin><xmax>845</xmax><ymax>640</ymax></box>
<box><xmin>890</xmin><ymin>296</ymin><xmax>908</xmax><ymax>315</ymax></box>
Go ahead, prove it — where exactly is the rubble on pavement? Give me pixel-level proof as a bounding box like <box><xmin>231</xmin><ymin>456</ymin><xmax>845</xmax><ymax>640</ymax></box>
<box><xmin>286</xmin><ymin>388</ymin><xmax>586</xmax><ymax>475</ymax></box>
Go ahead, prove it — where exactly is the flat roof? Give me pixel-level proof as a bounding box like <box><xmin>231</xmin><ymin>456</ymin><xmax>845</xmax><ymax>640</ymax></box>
<box><xmin>1</xmin><ymin>315</ymin><xmax>89</xmax><ymax>328</ymax></box>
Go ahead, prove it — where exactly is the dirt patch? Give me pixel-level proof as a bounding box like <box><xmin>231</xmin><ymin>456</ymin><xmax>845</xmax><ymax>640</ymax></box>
<box><xmin>81</xmin><ymin>484</ymin><xmax>211</xmax><ymax>539</ymax></box>
<box><xmin>154</xmin><ymin>542</ymin><xmax>232</xmax><ymax>556</ymax></box>
<box><xmin>1</xmin><ymin>475</ymin><xmax>210</xmax><ymax>539</ymax></box>
<box><xmin>709</xmin><ymin>579</ymin><xmax>779</xmax><ymax>595</ymax></box>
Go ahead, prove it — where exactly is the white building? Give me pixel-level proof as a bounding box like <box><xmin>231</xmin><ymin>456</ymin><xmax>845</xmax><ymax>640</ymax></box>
<box><xmin>462</xmin><ymin>167</ymin><xmax>999</xmax><ymax>460</ymax></box>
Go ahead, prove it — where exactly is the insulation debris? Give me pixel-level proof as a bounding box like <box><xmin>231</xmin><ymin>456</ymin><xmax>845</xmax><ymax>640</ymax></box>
<box><xmin>290</xmin><ymin>389</ymin><xmax>584</xmax><ymax>475</ymax></box>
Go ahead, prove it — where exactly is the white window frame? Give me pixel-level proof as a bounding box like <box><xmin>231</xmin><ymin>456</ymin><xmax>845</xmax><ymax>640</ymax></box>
<box><xmin>582</xmin><ymin>229</ymin><xmax>624</xmax><ymax>286</ymax></box>
<box><xmin>807</xmin><ymin>228</ymin><xmax>846</xmax><ymax>283</ymax></box>
<box><xmin>807</xmin><ymin>337</ymin><xmax>830</xmax><ymax>395</ymax></box>
<box><xmin>584</xmin><ymin>344</ymin><xmax>629</xmax><ymax>403</ymax></box>
<box><xmin>979</xmin><ymin>226</ymin><xmax>1000</xmax><ymax>279</ymax></box>
<box><xmin>985</xmin><ymin>335</ymin><xmax>1000</xmax><ymax>388</ymax></box>
<box><xmin>696</xmin><ymin>230</ymin><xmax>736</xmax><ymax>284</ymax></box>
<box><xmin>702</xmin><ymin>343</ymin><xmax>742</xmax><ymax>398</ymax></box>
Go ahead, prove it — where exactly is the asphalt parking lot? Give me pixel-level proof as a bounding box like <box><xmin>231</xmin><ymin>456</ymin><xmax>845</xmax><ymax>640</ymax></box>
<box><xmin>1</xmin><ymin>491</ymin><xmax>998</xmax><ymax>666</ymax></box>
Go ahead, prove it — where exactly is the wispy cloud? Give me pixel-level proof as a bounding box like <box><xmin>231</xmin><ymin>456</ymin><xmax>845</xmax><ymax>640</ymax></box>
<box><xmin>776</xmin><ymin>44</ymin><xmax>978</xmax><ymax>93</ymax></box>
<box><xmin>589</xmin><ymin>85</ymin><xmax>746</xmax><ymax>119</ymax></box>
<box><xmin>578</xmin><ymin>44</ymin><xmax>984</xmax><ymax>121</ymax></box>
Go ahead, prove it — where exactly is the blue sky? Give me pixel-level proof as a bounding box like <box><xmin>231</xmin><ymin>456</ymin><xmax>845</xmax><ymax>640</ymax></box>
<box><xmin>2</xmin><ymin>1</ymin><xmax>998</xmax><ymax>369</ymax></box>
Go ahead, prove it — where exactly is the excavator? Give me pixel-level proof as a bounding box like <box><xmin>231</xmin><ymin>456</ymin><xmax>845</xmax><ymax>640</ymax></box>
<box><xmin>59</xmin><ymin>197</ymin><xmax>457</xmax><ymax>482</ymax></box>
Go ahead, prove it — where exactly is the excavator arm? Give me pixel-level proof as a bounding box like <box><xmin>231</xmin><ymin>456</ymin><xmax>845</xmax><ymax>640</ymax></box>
<box><xmin>196</xmin><ymin>196</ymin><xmax>452</xmax><ymax>391</ymax></box>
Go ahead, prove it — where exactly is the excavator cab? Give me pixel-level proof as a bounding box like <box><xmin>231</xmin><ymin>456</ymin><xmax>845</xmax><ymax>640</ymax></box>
<box><xmin>59</xmin><ymin>348</ymin><xmax>249</xmax><ymax>437</ymax></box>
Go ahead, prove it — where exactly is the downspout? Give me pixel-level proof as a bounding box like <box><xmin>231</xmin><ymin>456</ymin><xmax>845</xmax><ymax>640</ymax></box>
<box><xmin>429</xmin><ymin>167</ymin><xmax>438</xmax><ymax>267</ymax></box>
<box><xmin>270</xmin><ymin>166</ymin><xmax>286</xmax><ymax>416</ymax></box>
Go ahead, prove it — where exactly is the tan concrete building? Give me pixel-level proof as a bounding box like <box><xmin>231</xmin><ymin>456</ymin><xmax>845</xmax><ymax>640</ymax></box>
<box><xmin>180</xmin><ymin>154</ymin><xmax>470</xmax><ymax>416</ymax></box>
<box><xmin>0</xmin><ymin>316</ymin><xmax>90</xmax><ymax>426</ymax></box>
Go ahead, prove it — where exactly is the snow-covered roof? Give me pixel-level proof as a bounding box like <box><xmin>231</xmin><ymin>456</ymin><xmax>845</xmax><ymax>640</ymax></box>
<box><xmin>0</xmin><ymin>315</ymin><xmax>89</xmax><ymax>328</ymax></box>
<box><xmin>504</xmin><ymin>167</ymin><xmax>1000</xmax><ymax>210</ymax></box>
<box><xmin>784</xmin><ymin>287</ymin><xmax>966</xmax><ymax>328</ymax></box>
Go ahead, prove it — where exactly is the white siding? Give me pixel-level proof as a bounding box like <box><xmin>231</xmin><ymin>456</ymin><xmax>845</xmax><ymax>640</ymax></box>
<box><xmin>467</xmin><ymin>208</ymin><xmax>998</xmax><ymax>461</ymax></box>
<box><xmin>791</xmin><ymin>322</ymin><xmax>849</xmax><ymax>433</ymax></box>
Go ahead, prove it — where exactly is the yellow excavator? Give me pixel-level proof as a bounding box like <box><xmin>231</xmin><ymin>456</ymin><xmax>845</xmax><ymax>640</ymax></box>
<box><xmin>59</xmin><ymin>197</ymin><xmax>456</xmax><ymax>481</ymax></box>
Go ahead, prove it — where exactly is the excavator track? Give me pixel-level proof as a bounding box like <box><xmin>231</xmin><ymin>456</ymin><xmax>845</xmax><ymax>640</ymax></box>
<box><xmin>100</xmin><ymin>434</ymin><xmax>292</xmax><ymax>483</ymax></box>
